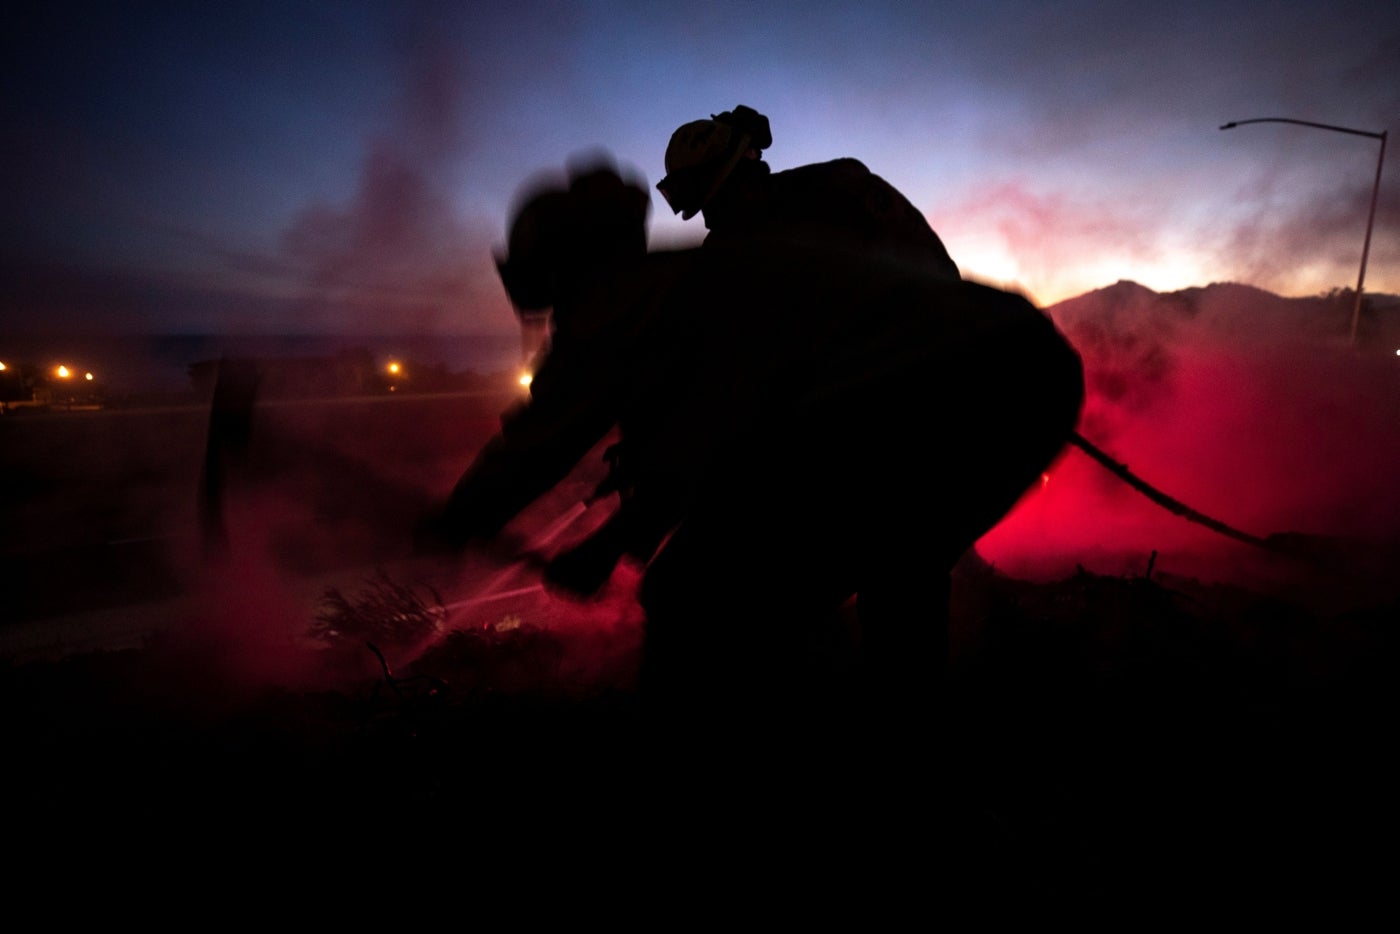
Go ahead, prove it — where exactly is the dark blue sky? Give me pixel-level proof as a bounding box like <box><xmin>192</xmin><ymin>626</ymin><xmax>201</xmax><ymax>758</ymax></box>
<box><xmin>4</xmin><ymin>0</ymin><xmax>1397</xmax><ymax>336</ymax></box>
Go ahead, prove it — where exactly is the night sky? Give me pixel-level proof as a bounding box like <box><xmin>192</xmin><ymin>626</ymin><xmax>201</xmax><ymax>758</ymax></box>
<box><xmin>3</xmin><ymin>0</ymin><xmax>1397</xmax><ymax>337</ymax></box>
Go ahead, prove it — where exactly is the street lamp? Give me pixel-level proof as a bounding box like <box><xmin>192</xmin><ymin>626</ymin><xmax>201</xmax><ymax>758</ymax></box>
<box><xmin>1220</xmin><ymin>117</ymin><xmax>1388</xmax><ymax>345</ymax></box>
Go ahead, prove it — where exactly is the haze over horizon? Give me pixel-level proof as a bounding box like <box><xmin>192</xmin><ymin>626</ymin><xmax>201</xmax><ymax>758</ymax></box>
<box><xmin>3</xmin><ymin>1</ymin><xmax>1397</xmax><ymax>338</ymax></box>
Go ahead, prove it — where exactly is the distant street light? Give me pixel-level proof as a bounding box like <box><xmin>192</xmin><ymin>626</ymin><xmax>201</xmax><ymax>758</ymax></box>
<box><xmin>1220</xmin><ymin>117</ymin><xmax>1387</xmax><ymax>346</ymax></box>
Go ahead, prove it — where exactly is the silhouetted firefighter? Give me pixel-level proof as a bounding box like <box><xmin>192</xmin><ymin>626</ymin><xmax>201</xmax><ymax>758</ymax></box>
<box><xmin>657</xmin><ymin>103</ymin><xmax>962</xmax><ymax>281</ymax></box>
<box><xmin>420</xmin><ymin>153</ymin><xmax>1084</xmax><ymax>768</ymax></box>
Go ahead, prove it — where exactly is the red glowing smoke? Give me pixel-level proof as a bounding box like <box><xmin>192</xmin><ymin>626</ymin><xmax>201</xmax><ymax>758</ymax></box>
<box><xmin>978</xmin><ymin>281</ymin><xmax>1400</xmax><ymax>588</ymax></box>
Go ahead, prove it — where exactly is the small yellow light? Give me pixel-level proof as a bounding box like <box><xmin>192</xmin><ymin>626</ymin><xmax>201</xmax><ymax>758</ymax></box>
<box><xmin>56</xmin><ymin>365</ymin><xmax>71</xmax><ymax>379</ymax></box>
<box><xmin>0</xmin><ymin>361</ymin><xmax>7</xmax><ymax>371</ymax></box>
<box><xmin>85</xmin><ymin>372</ymin><xmax>94</xmax><ymax>381</ymax></box>
<box><xmin>518</xmin><ymin>371</ymin><xmax>533</xmax><ymax>388</ymax></box>
<box><xmin>387</xmin><ymin>361</ymin><xmax>402</xmax><ymax>375</ymax></box>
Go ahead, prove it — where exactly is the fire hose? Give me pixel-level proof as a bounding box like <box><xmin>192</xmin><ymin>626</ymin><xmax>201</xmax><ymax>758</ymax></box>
<box><xmin>1067</xmin><ymin>430</ymin><xmax>1291</xmax><ymax>557</ymax></box>
<box><xmin>457</xmin><ymin>428</ymin><xmax>1304</xmax><ymax>610</ymax></box>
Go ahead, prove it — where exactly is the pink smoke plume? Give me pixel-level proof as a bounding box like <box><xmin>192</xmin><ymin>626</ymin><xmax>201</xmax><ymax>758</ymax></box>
<box><xmin>978</xmin><ymin>281</ymin><xmax>1400</xmax><ymax>592</ymax></box>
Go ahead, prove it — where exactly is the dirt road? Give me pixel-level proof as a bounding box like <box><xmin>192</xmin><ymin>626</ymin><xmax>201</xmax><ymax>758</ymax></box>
<box><xmin>0</xmin><ymin>388</ymin><xmax>567</xmax><ymax>656</ymax></box>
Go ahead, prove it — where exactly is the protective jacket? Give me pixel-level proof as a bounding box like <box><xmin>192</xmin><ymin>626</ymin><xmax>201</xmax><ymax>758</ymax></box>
<box><xmin>441</xmin><ymin>233</ymin><xmax>1080</xmax><ymax>593</ymax></box>
<box><xmin>702</xmin><ymin>157</ymin><xmax>962</xmax><ymax>282</ymax></box>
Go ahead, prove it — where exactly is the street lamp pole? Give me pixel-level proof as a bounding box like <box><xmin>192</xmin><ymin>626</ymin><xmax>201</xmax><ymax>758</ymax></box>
<box><xmin>1220</xmin><ymin>117</ymin><xmax>1388</xmax><ymax>345</ymax></box>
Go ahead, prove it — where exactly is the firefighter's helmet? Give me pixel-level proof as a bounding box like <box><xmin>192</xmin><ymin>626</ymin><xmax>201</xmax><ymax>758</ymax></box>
<box><xmin>496</xmin><ymin>159</ymin><xmax>650</xmax><ymax>312</ymax></box>
<box><xmin>657</xmin><ymin>105</ymin><xmax>772</xmax><ymax>220</ymax></box>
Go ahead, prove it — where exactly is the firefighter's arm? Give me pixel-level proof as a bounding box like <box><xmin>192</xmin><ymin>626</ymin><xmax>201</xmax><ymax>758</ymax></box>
<box><xmin>426</xmin><ymin>345</ymin><xmax>618</xmax><ymax>547</ymax></box>
<box><xmin>541</xmin><ymin>508</ymin><xmax>632</xmax><ymax>598</ymax></box>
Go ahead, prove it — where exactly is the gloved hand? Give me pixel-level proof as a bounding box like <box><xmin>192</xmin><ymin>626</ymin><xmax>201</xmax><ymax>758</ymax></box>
<box><xmin>411</xmin><ymin>505</ymin><xmax>472</xmax><ymax>556</ymax></box>
<box><xmin>543</xmin><ymin>519</ymin><xmax>627</xmax><ymax>599</ymax></box>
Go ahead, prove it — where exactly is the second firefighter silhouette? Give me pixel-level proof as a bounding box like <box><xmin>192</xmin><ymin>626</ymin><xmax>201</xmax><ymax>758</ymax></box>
<box><xmin>656</xmin><ymin>104</ymin><xmax>961</xmax><ymax>281</ymax></box>
<box><xmin>430</xmin><ymin>153</ymin><xmax>1083</xmax><ymax>735</ymax></box>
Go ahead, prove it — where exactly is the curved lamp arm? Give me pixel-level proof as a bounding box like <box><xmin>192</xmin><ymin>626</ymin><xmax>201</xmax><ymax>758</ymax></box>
<box><xmin>1221</xmin><ymin>117</ymin><xmax>1388</xmax><ymax>345</ymax></box>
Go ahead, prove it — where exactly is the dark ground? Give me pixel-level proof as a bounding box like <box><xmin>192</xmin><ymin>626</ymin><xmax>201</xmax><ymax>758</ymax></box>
<box><xmin>3</xmin><ymin>543</ymin><xmax>1394</xmax><ymax>920</ymax></box>
<box><xmin>2</xmin><ymin>395</ymin><xmax>1395</xmax><ymax>919</ymax></box>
